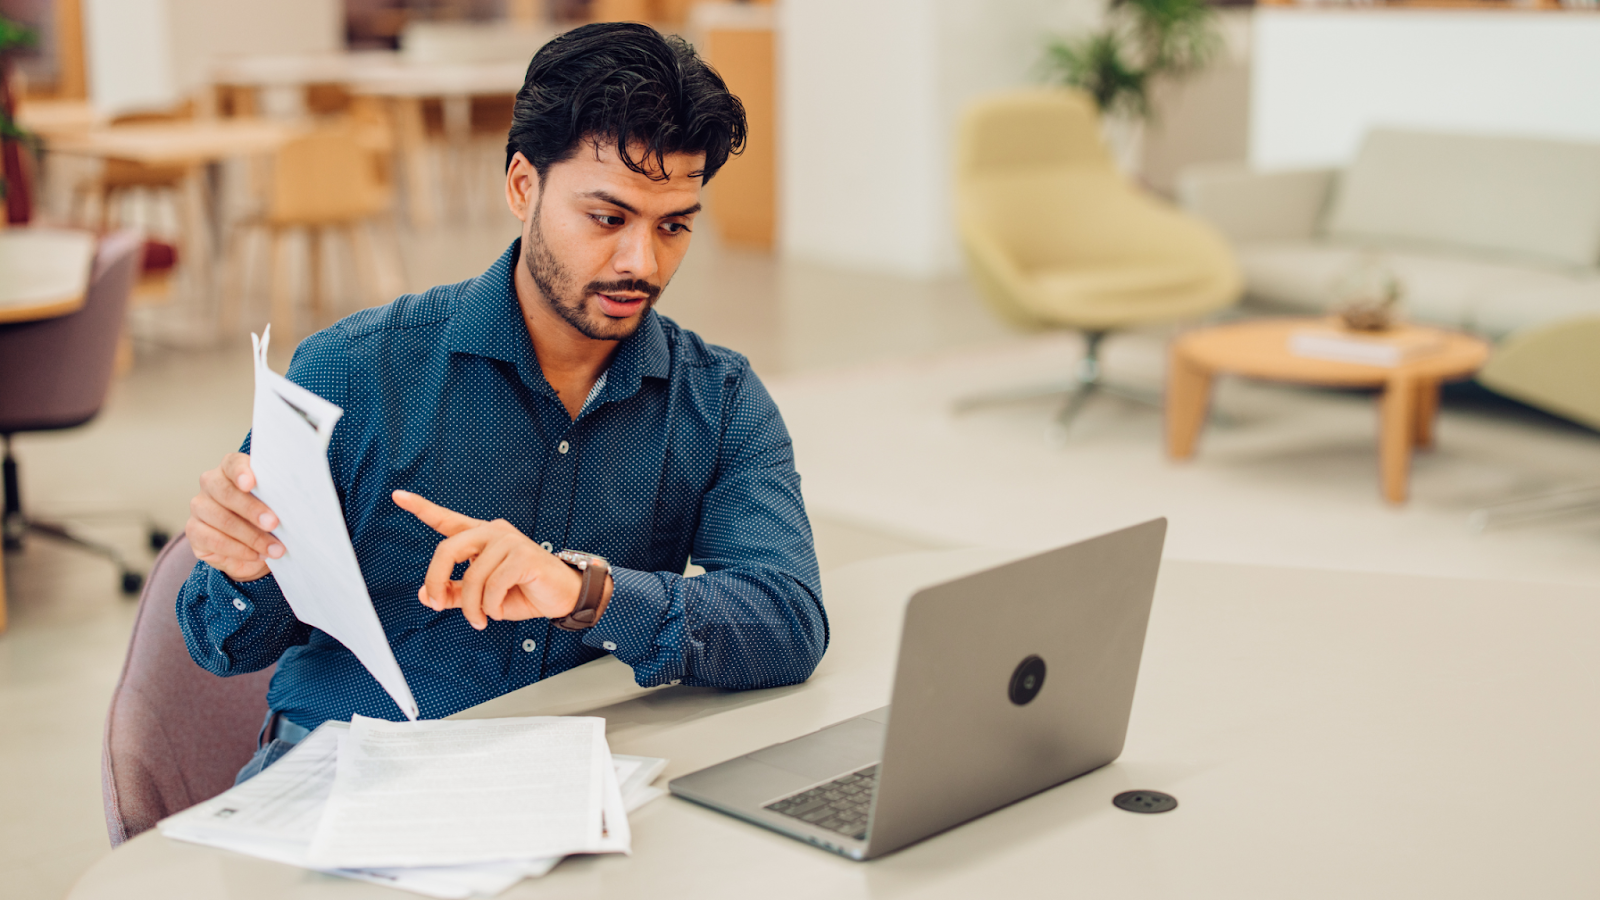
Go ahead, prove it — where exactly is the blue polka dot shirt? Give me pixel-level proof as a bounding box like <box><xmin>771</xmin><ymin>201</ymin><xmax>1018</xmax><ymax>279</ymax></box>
<box><xmin>176</xmin><ymin>240</ymin><xmax>828</xmax><ymax>729</ymax></box>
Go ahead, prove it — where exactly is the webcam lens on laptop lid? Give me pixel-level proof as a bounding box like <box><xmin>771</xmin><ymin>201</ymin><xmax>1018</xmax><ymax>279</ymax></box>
<box><xmin>1008</xmin><ymin>655</ymin><xmax>1047</xmax><ymax>705</ymax></box>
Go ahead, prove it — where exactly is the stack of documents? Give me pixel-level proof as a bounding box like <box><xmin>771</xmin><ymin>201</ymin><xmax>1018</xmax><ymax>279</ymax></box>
<box><xmin>160</xmin><ymin>716</ymin><xmax>667</xmax><ymax>899</ymax></box>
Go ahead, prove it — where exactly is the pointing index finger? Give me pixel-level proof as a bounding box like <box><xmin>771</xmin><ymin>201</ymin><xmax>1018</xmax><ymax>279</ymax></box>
<box><xmin>393</xmin><ymin>490</ymin><xmax>484</xmax><ymax>537</ymax></box>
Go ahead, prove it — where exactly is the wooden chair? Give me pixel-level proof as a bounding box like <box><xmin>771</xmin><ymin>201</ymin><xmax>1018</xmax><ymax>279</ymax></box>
<box><xmin>70</xmin><ymin>103</ymin><xmax>197</xmax><ymax>231</ymax></box>
<box><xmin>226</xmin><ymin>119</ymin><xmax>400</xmax><ymax>338</ymax></box>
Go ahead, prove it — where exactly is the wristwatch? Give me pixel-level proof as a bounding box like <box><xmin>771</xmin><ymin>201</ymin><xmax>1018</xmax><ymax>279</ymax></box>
<box><xmin>552</xmin><ymin>550</ymin><xmax>611</xmax><ymax>631</ymax></box>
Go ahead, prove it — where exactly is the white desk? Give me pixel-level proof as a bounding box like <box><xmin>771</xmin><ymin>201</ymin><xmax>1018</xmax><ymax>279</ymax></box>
<box><xmin>68</xmin><ymin>552</ymin><xmax>1600</xmax><ymax>898</ymax></box>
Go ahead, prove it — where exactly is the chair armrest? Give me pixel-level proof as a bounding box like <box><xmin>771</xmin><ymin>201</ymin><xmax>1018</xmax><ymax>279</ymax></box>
<box><xmin>1176</xmin><ymin>163</ymin><xmax>1338</xmax><ymax>243</ymax></box>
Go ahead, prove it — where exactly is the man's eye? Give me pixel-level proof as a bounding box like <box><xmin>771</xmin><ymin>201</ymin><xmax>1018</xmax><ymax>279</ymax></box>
<box><xmin>592</xmin><ymin>214</ymin><xmax>624</xmax><ymax>227</ymax></box>
<box><xmin>662</xmin><ymin>222</ymin><xmax>690</xmax><ymax>235</ymax></box>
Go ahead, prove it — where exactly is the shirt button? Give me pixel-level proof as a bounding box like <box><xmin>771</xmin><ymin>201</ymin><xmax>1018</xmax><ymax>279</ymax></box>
<box><xmin>602</xmin><ymin>641</ymin><xmax>617</xmax><ymax>652</ymax></box>
<box><xmin>232</xmin><ymin>598</ymin><xmax>247</xmax><ymax>611</ymax></box>
<box><xmin>522</xmin><ymin>639</ymin><xmax>537</xmax><ymax>653</ymax></box>
<box><xmin>558</xmin><ymin>440</ymin><xmax>570</xmax><ymax>454</ymax></box>
<box><xmin>541</xmin><ymin>541</ymin><xmax>553</xmax><ymax>552</ymax></box>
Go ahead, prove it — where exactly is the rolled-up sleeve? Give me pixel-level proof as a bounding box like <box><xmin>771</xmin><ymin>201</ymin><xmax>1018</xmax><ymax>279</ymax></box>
<box><xmin>177</xmin><ymin>566</ymin><xmax>312</xmax><ymax>675</ymax></box>
<box><xmin>583</xmin><ymin>366</ymin><xmax>827</xmax><ymax>689</ymax></box>
<box><xmin>176</xmin><ymin>328</ymin><xmax>349</xmax><ymax>676</ymax></box>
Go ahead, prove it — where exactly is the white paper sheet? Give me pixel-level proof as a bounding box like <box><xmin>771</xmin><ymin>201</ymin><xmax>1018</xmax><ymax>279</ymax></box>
<box><xmin>308</xmin><ymin>715</ymin><xmax>609</xmax><ymax>869</ymax></box>
<box><xmin>250</xmin><ymin>327</ymin><xmax>418</xmax><ymax>721</ymax></box>
<box><xmin>160</xmin><ymin>724</ymin><xmax>538</xmax><ymax>899</ymax></box>
<box><xmin>159</xmin><ymin>722</ymin><xmax>635</xmax><ymax>899</ymax></box>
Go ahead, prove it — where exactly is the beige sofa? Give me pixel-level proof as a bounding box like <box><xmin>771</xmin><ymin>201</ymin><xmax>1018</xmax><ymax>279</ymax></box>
<box><xmin>1178</xmin><ymin>129</ymin><xmax>1600</xmax><ymax>341</ymax></box>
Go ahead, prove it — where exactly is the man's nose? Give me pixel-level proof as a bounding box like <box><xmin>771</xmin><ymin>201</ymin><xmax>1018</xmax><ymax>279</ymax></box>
<box><xmin>612</xmin><ymin>226</ymin><xmax>660</xmax><ymax>281</ymax></box>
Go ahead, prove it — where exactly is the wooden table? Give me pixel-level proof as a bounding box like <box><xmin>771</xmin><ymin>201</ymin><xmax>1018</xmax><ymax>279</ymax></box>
<box><xmin>349</xmin><ymin>61</ymin><xmax>531</xmax><ymax>228</ymax></box>
<box><xmin>0</xmin><ymin>227</ymin><xmax>97</xmax><ymax>632</ymax></box>
<box><xmin>213</xmin><ymin>51</ymin><xmax>545</xmax><ymax>227</ymax></box>
<box><xmin>66</xmin><ymin>551</ymin><xmax>1600</xmax><ymax>898</ymax></box>
<box><xmin>45</xmin><ymin>120</ymin><xmax>306</xmax><ymax>167</ymax></box>
<box><xmin>0</xmin><ymin>227</ymin><xmax>97</xmax><ymax>324</ymax></box>
<box><xmin>1166</xmin><ymin>317</ymin><xmax>1491</xmax><ymax>504</ymax></box>
<box><xmin>44</xmin><ymin>120</ymin><xmax>306</xmax><ymax>323</ymax></box>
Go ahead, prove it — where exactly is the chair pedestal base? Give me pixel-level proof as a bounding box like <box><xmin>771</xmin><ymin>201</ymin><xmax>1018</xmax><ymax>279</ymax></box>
<box><xmin>953</xmin><ymin>332</ymin><xmax>1163</xmax><ymax>436</ymax></box>
<box><xmin>2</xmin><ymin>436</ymin><xmax>166</xmax><ymax>594</ymax></box>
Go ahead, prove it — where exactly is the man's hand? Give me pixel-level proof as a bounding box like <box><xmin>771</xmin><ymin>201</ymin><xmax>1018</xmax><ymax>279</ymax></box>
<box><xmin>392</xmin><ymin>490</ymin><xmax>584</xmax><ymax>631</ymax></box>
<box><xmin>186</xmin><ymin>452</ymin><xmax>284</xmax><ymax>583</ymax></box>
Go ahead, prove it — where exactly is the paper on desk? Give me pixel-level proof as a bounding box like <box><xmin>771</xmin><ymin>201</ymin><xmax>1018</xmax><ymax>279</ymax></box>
<box><xmin>159</xmin><ymin>723</ymin><xmax>548</xmax><ymax>899</ymax></box>
<box><xmin>308</xmin><ymin>715</ymin><xmax>610</xmax><ymax>869</ymax></box>
<box><xmin>159</xmin><ymin>720</ymin><xmax>651</xmax><ymax>899</ymax></box>
<box><xmin>250</xmin><ymin>327</ymin><xmax>418</xmax><ymax>721</ymax></box>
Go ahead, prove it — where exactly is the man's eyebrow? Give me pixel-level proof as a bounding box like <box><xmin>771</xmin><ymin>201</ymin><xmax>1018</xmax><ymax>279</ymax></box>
<box><xmin>579</xmin><ymin>190</ymin><xmax>639</xmax><ymax>215</ymax></box>
<box><xmin>578</xmin><ymin>191</ymin><xmax>701</xmax><ymax>220</ymax></box>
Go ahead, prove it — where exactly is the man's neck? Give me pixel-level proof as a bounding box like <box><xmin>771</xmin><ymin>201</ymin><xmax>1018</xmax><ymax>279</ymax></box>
<box><xmin>513</xmin><ymin>257</ymin><xmax>620</xmax><ymax>420</ymax></box>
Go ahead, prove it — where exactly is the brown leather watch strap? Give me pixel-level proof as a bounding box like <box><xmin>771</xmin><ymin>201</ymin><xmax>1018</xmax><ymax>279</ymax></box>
<box><xmin>552</xmin><ymin>551</ymin><xmax>610</xmax><ymax>631</ymax></box>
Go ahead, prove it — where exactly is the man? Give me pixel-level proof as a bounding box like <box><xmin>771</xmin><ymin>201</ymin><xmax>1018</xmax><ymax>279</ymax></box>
<box><xmin>178</xmin><ymin>23</ymin><xmax>826</xmax><ymax>774</ymax></box>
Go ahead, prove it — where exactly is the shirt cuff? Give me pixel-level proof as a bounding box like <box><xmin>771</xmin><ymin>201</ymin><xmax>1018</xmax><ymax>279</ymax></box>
<box><xmin>232</xmin><ymin>571</ymin><xmax>288</xmax><ymax>611</ymax></box>
<box><xmin>581</xmin><ymin>566</ymin><xmax>678</xmax><ymax>684</ymax></box>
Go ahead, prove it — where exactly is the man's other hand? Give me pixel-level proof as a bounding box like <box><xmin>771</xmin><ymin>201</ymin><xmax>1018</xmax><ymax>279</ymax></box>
<box><xmin>186</xmin><ymin>452</ymin><xmax>283</xmax><ymax>583</ymax></box>
<box><xmin>392</xmin><ymin>490</ymin><xmax>582</xmax><ymax>631</ymax></box>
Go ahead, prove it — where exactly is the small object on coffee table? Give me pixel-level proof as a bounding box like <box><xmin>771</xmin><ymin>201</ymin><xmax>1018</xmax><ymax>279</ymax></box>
<box><xmin>1332</xmin><ymin>255</ymin><xmax>1403</xmax><ymax>332</ymax></box>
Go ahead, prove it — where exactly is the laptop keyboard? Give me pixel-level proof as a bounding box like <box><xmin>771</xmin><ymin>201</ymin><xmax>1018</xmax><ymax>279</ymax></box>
<box><xmin>764</xmin><ymin>765</ymin><xmax>877</xmax><ymax>841</ymax></box>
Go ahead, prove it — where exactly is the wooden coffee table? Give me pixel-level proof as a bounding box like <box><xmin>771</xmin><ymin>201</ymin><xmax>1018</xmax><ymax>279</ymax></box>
<box><xmin>1166</xmin><ymin>318</ymin><xmax>1491</xmax><ymax>504</ymax></box>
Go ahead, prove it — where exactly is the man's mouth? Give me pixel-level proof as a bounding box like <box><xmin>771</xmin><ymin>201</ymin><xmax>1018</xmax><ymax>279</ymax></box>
<box><xmin>594</xmin><ymin>292</ymin><xmax>649</xmax><ymax>318</ymax></box>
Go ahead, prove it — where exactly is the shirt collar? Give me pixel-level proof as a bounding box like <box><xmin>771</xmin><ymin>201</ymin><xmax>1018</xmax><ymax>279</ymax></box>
<box><xmin>445</xmin><ymin>239</ymin><xmax>672</xmax><ymax>405</ymax></box>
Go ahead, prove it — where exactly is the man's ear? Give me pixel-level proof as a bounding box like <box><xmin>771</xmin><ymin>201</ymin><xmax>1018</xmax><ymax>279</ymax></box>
<box><xmin>505</xmin><ymin>152</ymin><xmax>543</xmax><ymax>223</ymax></box>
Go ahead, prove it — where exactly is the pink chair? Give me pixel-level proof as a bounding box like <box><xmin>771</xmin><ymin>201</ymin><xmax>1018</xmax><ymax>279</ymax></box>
<box><xmin>101</xmin><ymin>534</ymin><xmax>275</xmax><ymax>845</ymax></box>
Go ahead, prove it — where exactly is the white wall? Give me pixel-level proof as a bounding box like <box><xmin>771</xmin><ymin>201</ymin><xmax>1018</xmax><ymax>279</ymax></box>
<box><xmin>1253</xmin><ymin>9</ymin><xmax>1600</xmax><ymax>170</ymax></box>
<box><xmin>84</xmin><ymin>0</ymin><xmax>341</xmax><ymax>117</ymax></box>
<box><xmin>779</xmin><ymin>0</ymin><xmax>1097</xmax><ymax>279</ymax></box>
<box><xmin>84</xmin><ymin>0</ymin><xmax>175</xmax><ymax>117</ymax></box>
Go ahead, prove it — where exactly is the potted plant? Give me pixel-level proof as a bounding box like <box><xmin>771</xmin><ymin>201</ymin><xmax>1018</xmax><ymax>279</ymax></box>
<box><xmin>1</xmin><ymin>12</ymin><xmax>37</xmax><ymax>226</ymax></box>
<box><xmin>1041</xmin><ymin>0</ymin><xmax>1220</xmax><ymax>174</ymax></box>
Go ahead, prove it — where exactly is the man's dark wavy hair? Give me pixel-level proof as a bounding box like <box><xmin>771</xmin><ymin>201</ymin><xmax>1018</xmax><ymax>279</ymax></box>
<box><xmin>506</xmin><ymin>22</ymin><xmax>747</xmax><ymax>185</ymax></box>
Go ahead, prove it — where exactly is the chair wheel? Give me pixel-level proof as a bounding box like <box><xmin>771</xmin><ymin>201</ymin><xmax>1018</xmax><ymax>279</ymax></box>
<box><xmin>121</xmin><ymin>570</ymin><xmax>145</xmax><ymax>595</ymax></box>
<box><xmin>148</xmin><ymin>529</ymin><xmax>172</xmax><ymax>552</ymax></box>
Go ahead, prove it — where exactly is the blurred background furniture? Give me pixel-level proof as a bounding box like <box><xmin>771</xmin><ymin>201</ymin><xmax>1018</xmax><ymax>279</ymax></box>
<box><xmin>45</xmin><ymin>118</ymin><xmax>306</xmax><ymax>334</ymax></box>
<box><xmin>954</xmin><ymin>88</ymin><xmax>1240</xmax><ymax>430</ymax></box>
<box><xmin>1179</xmin><ymin>129</ymin><xmax>1600</xmax><ymax>343</ymax></box>
<box><xmin>1467</xmin><ymin>315</ymin><xmax>1600</xmax><ymax>530</ymax></box>
<box><xmin>227</xmin><ymin>120</ymin><xmax>400</xmax><ymax>338</ymax></box>
<box><xmin>0</xmin><ymin>225</ymin><xmax>98</xmax><ymax>633</ymax></box>
<box><xmin>0</xmin><ymin>228</ymin><xmax>167</xmax><ymax>597</ymax></box>
<box><xmin>102</xmin><ymin>533</ymin><xmax>275</xmax><ymax>845</ymax></box>
<box><xmin>69</xmin><ymin>103</ymin><xmax>197</xmax><ymax>231</ymax></box>
<box><xmin>0</xmin><ymin>225</ymin><xmax>96</xmax><ymax>323</ymax></box>
<box><xmin>1167</xmin><ymin>318</ymin><xmax>1490</xmax><ymax>504</ymax></box>
<box><xmin>696</xmin><ymin>2</ymin><xmax>776</xmax><ymax>249</ymax></box>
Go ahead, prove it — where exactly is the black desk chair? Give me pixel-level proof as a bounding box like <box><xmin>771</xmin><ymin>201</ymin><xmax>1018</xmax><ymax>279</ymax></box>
<box><xmin>1</xmin><ymin>229</ymin><xmax>167</xmax><ymax>593</ymax></box>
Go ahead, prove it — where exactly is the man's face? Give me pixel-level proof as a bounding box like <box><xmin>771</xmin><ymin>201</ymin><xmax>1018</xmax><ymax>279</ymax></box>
<box><xmin>506</xmin><ymin>142</ymin><xmax>705</xmax><ymax>342</ymax></box>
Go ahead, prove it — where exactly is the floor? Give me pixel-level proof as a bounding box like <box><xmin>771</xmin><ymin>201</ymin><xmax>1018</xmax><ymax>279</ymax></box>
<box><xmin>5</xmin><ymin>205</ymin><xmax>1599</xmax><ymax>898</ymax></box>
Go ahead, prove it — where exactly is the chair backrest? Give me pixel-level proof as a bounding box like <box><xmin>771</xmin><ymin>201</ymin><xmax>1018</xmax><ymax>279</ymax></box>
<box><xmin>0</xmin><ymin>229</ymin><xmax>143</xmax><ymax>434</ymax></box>
<box><xmin>953</xmin><ymin>88</ymin><xmax>1240</xmax><ymax>329</ymax></box>
<box><xmin>956</xmin><ymin>88</ymin><xmax>1115</xmax><ymax>180</ymax></box>
<box><xmin>268</xmin><ymin>123</ymin><xmax>391</xmax><ymax>225</ymax></box>
<box><xmin>101</xmin><ymin>535</ymin><xmax>275</xmax><ymax>845</ymax></box>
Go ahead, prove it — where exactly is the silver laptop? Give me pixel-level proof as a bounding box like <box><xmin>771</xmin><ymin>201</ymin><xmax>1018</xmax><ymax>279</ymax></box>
<box><xmin>669</xmin><ymin>518</ymin><xmax>1166</xmax><ymax>860</ymax></box>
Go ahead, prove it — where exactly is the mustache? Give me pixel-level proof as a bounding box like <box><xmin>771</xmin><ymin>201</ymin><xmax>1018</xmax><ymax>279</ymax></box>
<box><xmin>587</xmin><ymin>279</ymin><xmax>661</xmax><ymax>302</ymax></box>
